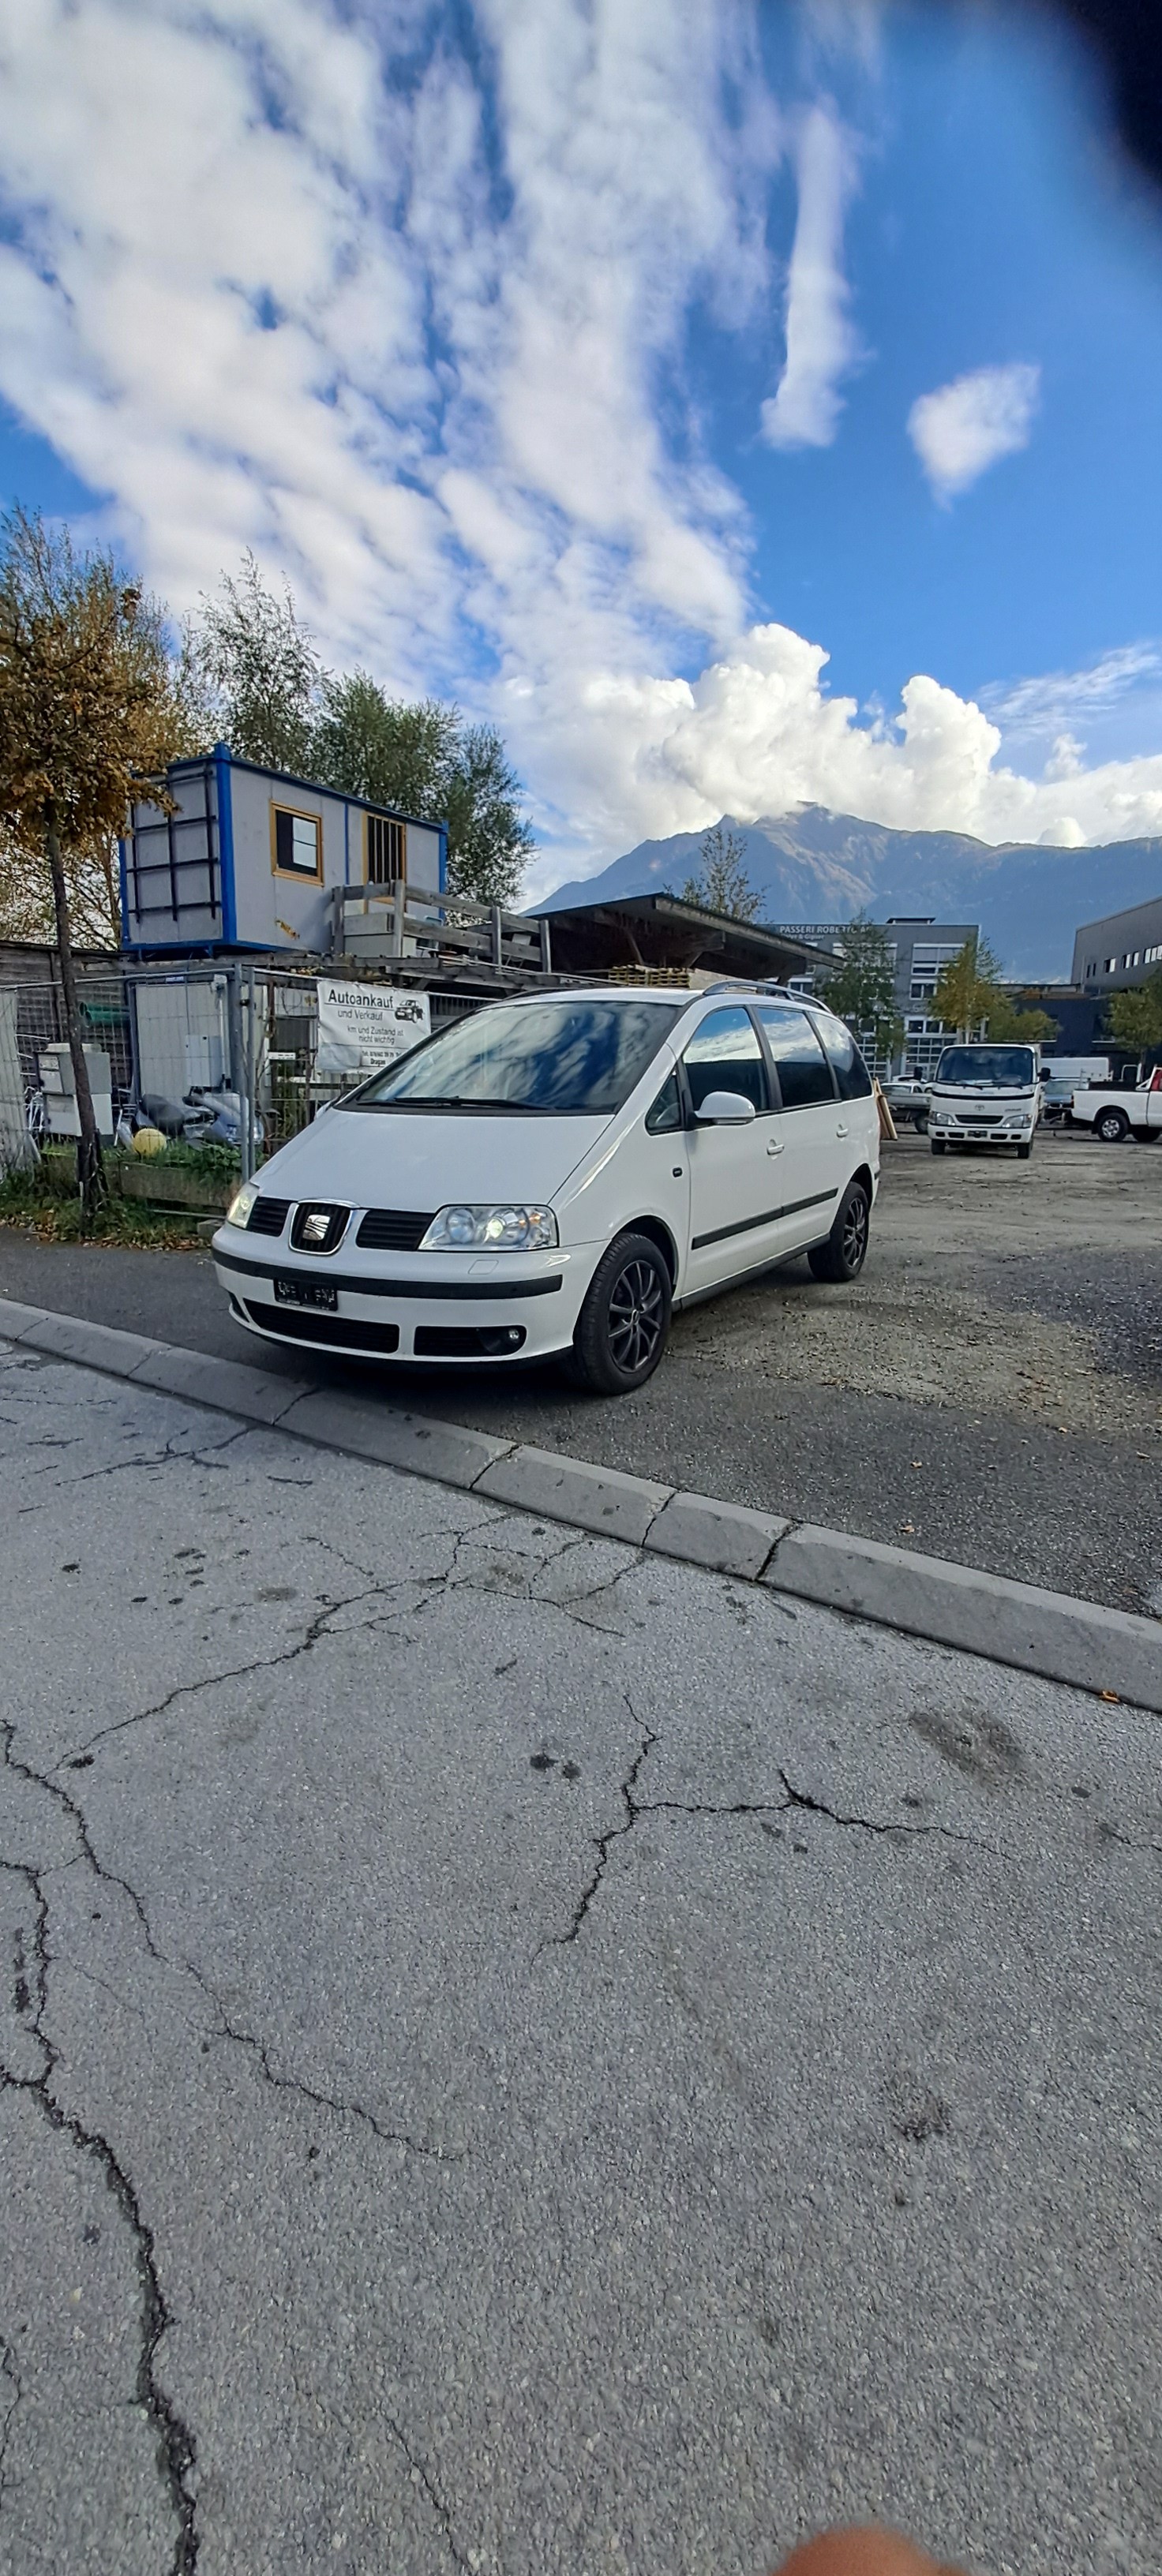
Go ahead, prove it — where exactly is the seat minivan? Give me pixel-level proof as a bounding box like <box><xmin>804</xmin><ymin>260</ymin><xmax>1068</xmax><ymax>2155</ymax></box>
<box><xmin>213</xmin><ymin>984</ymin><xmax>879</xmax><ymax>1394</ymax></box>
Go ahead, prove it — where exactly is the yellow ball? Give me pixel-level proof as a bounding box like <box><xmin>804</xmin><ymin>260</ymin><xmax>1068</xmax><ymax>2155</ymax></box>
<box><xmin>132</xmin><ymin>1126</ymin><xmax>167</xmax><ymax>1159</ymax></box>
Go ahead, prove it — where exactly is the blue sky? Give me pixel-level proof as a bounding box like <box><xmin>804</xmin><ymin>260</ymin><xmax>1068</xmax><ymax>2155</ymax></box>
<box><xmin>2</xmin><ymin>0</ymin><xmax>1161</xmax><ymax>893</ymax></box>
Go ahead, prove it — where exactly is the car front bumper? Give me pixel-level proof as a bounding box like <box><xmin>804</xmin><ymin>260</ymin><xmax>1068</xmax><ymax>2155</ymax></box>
<box><xmin>212</xmin><ymin>1227</ymin><xmax>595</xmax><ymax>1365</ymax></box>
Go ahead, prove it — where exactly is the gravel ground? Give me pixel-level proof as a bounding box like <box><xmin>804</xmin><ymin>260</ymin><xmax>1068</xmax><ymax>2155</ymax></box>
<box><xmin>2</xmin><ymin>1128</ymin><xmax>1160</xmax><ymax>1614</ymax></box>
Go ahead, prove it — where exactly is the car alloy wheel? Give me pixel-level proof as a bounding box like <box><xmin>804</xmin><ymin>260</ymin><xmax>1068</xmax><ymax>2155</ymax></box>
<box><xmin>607</xmin><ymin>1255</ymin><xmax>665</xmax><ymax>1376</ymax></box>
<box><xmin>841</xmin><ymin>1189</ymin><xmax>869</xmax><ymax>1270</ymax></box>
<box><xmin>808</xmin><ymin>1180</ymin><xmax>871</xmax><ymax>1284</ymax></box>
<box><xmin>567</xmin><ymin>1229</ymin><xmax>673</xmax><ymax>1395</ymax></box>
<box><xmin>1096</xmin><ymin>1108</ymin><xmax>1129</xmax><ymax>1142</ymax></box>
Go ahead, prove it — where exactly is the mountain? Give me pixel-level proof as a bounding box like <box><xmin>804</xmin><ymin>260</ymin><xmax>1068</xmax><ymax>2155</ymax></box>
<box><xmin>533</xmin><ymin>808</ymin><xmax>1162</xmax><ymax>980</ymax></box>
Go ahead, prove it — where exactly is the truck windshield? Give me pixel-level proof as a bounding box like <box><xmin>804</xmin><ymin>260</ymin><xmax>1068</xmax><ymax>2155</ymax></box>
<box><xmin>935</xmin><ymin>1046</ymin><xmax>1036</xmax><ymax>1089</ymax></box>
<box><xmin>340</xmin><ymin>998</ymin><xmax>684</xmax><ymax>1115</ymax></box>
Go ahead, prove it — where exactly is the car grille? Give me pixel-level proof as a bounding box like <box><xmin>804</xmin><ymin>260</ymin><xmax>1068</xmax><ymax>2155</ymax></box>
<box><xmin>244</xmin><ymin>1302</ymin><xmax>400</xmax><ymax>1354</ymax></box>
<box><xmin>355</xmin><ymin>1208</ymin><xmax>435</xmax><ymax>1250</ymax></box>
<box><xmin>290</xmin><ymin>1202</ymin><xmax>349</xmax><ymax>1255</ymax></box>
<box><xmin>247</xmin><ymin>1196</ymin><xmax>290</xmax><ymax>1236</ymax></box>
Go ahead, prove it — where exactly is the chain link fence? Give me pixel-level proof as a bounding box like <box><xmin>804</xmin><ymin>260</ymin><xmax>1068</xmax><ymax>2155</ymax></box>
<box><xmin>0</xmin><ymin>960</ymin><xmax>481</xmax><ymax>1196</ymax></box>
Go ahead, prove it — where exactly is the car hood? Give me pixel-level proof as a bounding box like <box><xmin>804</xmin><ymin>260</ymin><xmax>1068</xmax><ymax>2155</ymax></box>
<box><xmin>255</xmin><ymin>1108</ymin><xmax>609</xmax><ymax>1209</ymax></box>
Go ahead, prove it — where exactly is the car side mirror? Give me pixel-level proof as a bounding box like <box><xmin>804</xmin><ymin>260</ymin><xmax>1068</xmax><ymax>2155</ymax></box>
<box><xmin>695</xmin><ymin>1091</ymin><xmax>757</xmax><ymax>1125</ymax></box>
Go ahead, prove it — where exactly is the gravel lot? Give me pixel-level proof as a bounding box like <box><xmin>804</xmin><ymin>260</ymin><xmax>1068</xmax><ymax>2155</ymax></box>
<box><xmin>2</xmin><ymin>1127</ymin><xmax>1160</xmax><ymax>1614</ymax></box>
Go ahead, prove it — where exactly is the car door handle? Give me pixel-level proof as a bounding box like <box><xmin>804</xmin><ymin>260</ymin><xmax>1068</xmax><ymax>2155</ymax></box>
<box><xmin>835</xmin><ymin>1122</ymin><xmax>849</xmax><ymax>1137</ymax></box>
<box><xmin>767</xmin><ymin>1136</ymin><xmax>785</xmax><ymax>1155</ymax></box>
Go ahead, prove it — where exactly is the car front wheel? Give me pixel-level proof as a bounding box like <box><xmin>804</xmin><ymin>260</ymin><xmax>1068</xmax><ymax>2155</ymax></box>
<box><xmin>568</xmin><ymin>1230</ymin><xmax>673</xmax><ymax>1395</ymax></box>
<box><xmin>808</xmin><ymin>1179</ymin><xmax>871</xmax><ymax>1284</ymax></box>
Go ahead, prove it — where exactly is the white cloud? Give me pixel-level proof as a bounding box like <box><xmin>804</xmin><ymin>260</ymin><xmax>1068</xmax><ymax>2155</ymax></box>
<box><xmin>908</xmin><ymin>361</ymin><xmax>1040</xmax><ymax>500</ymax></box>
<box><xmin>518</xmin><ymin>624</ymin><xmax>1162</xmax><ymax>899</ymax></box>
<box><xmin>979</xmin><ymin>642</ymin><xmax>1162</xmax><ymax>739</ymax></box>
<box><xmin>760</xmin><ymin>105</ymin><xmax>862</xmax><ymax>450</ymax></box>
<box><xmin>0</xmin><ymin>5</ymin><xmax>1159</xmax><ymax>895</ymax></box>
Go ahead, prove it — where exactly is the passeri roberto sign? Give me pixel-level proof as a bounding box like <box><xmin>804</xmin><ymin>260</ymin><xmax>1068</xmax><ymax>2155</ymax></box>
<box><xmin>314</xmin><ymin>979</ymin><xmax>431</xmax><ymax>1076</ymax></box>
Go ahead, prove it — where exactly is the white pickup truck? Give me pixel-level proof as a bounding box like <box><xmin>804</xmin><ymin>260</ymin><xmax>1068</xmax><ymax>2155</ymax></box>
<box><xmin>1070</xmin><ymin>1067</ymin><xmax>1162</xmax><ymax>1143</ymax></box>
<box><xmin>928</xmin><ymin>1043</ymin><xmax>1041</xmax><ymax>1158</ymax></box>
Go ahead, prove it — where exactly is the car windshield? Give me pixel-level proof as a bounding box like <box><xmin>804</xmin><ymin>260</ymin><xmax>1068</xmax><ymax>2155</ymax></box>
<box><xmin>935</xmin><ymin>1046</ymin><xmax>1037</xmax><ymax>1089</ymax></box>
<box><xmin>343</xmin><ymin>998</ymin><xmax>684</xmax><ymax>1115</ymax></box>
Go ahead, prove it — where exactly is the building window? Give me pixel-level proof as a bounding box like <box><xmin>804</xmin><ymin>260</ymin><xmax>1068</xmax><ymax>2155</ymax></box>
<box><xmin>1104</xmin><ymin>957</ymin><xmax>1117</xmax><ymax>972</ymax></box>
<box><xmin>272</xmin><ymin>807</ymin><xmax>321</xmax><ymax>878</ymax></box>
<box><xmin>365</xmin><ymin>813</ymin><xmax>407</xmax><ymax>883</ymax></box>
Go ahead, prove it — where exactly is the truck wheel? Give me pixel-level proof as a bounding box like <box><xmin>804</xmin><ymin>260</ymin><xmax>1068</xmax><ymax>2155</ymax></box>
<box><xmin>1017</xmin><ymin>1142</ymin><xmax>1032</xmax><ymax>1160</ymax></box>
<box><xmin>930</xmin><ymin>1138</ymin><xmax>946</xmax><ymax>1155</ymax></box>
<box><xmin>1096</xmin><ymin>1106</ymin><xmax>1130</xmax><ymax>1143</ymax></box>
<box><xmin>808</xmin><ymin>1180</ymin><xmax>871</xmax><ymax>1283</ymax></box>
<box><xmin>567</xmin><ymin>1230</ymin><xmax>672</xmax><ymax>1395</ymax></box>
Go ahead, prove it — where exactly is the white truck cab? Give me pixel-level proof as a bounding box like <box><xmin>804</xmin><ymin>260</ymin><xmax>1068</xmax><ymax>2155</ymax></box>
<box><xmin>1069</xmin><ymin>1065</ymin><xmax>1162</xmax><ymax>1144</ymax></box>
<box><xmin>928</xmin><ymin>1043</ymin><xmax>1041</xmax><ymax>1159</ymax></box>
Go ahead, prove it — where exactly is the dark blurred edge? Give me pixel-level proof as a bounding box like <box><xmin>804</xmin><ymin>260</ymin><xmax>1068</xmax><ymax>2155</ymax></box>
<box><xmin>966</xmin><ymin>0</ymin><xmax>1162</xmax><ymax>192</ymax></box>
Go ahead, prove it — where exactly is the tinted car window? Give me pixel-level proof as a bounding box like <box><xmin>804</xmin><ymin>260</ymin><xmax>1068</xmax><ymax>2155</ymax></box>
<box><xmin>347</xmin><ymin>999</ymin><xmax>683</xmax><ymax>1115</ymax></box>
<box><xmin>682</xmin><ymin>1008</ymin><xmax>767</xmax><ymax>1114</ymax></box>
<box><xmin>644</xmin><ymin>1069</ymin><xmax>683</xmax><ymax>1133</ymax></box>
<box><xmin>815</xmin><ymin>1014</ymin><xmax>873</xmax><ymax>1100</ymax></box>
<box><xmin>755</xmin><ymin>1005</ymin><xmax>834</xmax><ymax>1109</ymax></box>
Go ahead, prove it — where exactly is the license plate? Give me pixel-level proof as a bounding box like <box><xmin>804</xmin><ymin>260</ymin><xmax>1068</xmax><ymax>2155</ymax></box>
<box><xmin>274</xmin><ymin>1278</ymin><xmax>338</xmax><ymax>1312</ymax></box>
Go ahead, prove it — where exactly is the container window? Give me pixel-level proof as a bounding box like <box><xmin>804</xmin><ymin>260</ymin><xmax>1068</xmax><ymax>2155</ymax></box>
<box><xmin>366</xmin><ymin>814</ymin><xmax>407</xmax><ymax>883</ymax></box>
<box><xmin>272</xmin><ymin>809</ymin><xmax>321</xmax><ymax>878</ymax></box>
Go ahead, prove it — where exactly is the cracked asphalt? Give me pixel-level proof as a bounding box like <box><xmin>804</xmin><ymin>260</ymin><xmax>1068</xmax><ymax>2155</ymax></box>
<box><xmin>2</xmin><ymin>1336</ymin><xmax>1160</xmax><ymax>2576</ymax></box>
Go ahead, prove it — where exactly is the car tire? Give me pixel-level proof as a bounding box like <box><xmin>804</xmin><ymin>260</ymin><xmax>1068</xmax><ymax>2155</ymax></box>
<box><xmin>930</xmin><ymin>1138</ymin><xmax>946</xmax><ymax>1155</ymax></box>
<box><xmin>567</xmin><ymin>1230</ymin><xmax>673</xmax><ymax>1395</ymax></box>
<box><xmin>808</xmin><ymin>1179</ymin><xmax>871</xmax><ymax>1284</ymax></box>
<box><xmin>1017</xmin><ymin>1141</ymin><xmax>1032</xmax><ymax>1160</ymax></box>
<box><xmin>1096</xmin><ymin>1106</ymin><xmax>1130</xmax><ymax>1143</ymax></box>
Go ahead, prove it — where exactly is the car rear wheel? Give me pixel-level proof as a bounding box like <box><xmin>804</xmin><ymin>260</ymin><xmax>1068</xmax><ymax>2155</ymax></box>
<box><xmin>808</xmin><ymin>1179</ymin><xmax>871</xmax><ymax>1284</ymax></box>
<box><xmin>1096</xmin><ymin>1106</ymin><xmax>1130</xmax><ymax>1143</ymax></box>
<box><xmin>567</xmin><ymin>1231</ymin><xmax>673</xmax><ymax>1395</ymax></box>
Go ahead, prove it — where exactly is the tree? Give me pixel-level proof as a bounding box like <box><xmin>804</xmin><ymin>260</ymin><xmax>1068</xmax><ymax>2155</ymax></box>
<box><xmin>313</xmin><ymin>672</ymin><xmax>534</xmax><ymax>905</ymax></box>
<box><xmin>819</xmin><ymin>913</ymin><xmax>902</xmax><ymax>1061</ymax></box>
<box><xmin>680</xmin><ymin>822</ymin><xmax>761</xmax><ymax>921</ymax></box>
<box><xmin>931</xmin><ymin>935</ymin><xmax>993</xmax><ymax>1039</ymax></box>
<box><xmin>984</xmin><ymin>987</ymin><xmax>1059</xmax><ymax>1046</ymax></box>
<box><xmin>187</xmin><ymin>562</ymin><xmax>536</xmax><ymax>906</ymax></box>
<box><xmin>933</xmin><ymin>937</ymin><xmax>1056</xmax><ymax>1045</ymax></box>
<box><xmin>185</xmin><ymin>552</ymin><xmax>320</xmax><ymax>773</ymax></box>
<box><xmin>0</xmin><ymin>509</ymin><xmax>186</xmax><ymax>1208</ymax></box>
<box><xmin>1107</xmin><ymin>968</ymin><xmax>1162</xmax><ymax>1052</ymax></box>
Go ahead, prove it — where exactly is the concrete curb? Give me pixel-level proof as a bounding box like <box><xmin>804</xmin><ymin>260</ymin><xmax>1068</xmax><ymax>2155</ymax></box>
<box><xmin>2</xmin><ymin>1294</ymin><xmax>1160</xmax><ymax>1712</ymax></box>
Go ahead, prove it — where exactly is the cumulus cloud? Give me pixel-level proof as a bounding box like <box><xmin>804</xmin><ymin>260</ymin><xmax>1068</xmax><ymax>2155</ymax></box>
<box><xmin>760</xmin><ymin>105</ymin><xmax>862</xmax><ymax>450</ymax></box>
<box><xmin>0</xmin><ymin>4</ymin><xmax>1157</xmax><ymax>889</ymax></box>
<box><xmin>519</xmin><ymin>624</ymin><xmax>1162</xmax><ymax>899</ymax></box>
<box><xmin>908</xmin><ymin>361</ymin><xmax>1040</xmax><ymax>500</ymax></box>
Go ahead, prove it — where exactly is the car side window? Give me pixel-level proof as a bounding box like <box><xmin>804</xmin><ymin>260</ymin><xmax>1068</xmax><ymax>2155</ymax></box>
<box><xmin>644</xmin><ymin>1069</ymin><xmax>683</xmax><ymax>1133</ymax></box>
<box><xmin>681</xmin><ymin>1008</ymin><xmax>768</xmax><ymax>1114</ymax></box>
<box><xmin>814</xmin><ymin>1015</ymin><xmax>873</xmax><ymax>1100</ymax></box>
<box><xmin>755</xmin><ymin>1005</ymin><xmax>835</xmax><ymax>1109</ymax></box>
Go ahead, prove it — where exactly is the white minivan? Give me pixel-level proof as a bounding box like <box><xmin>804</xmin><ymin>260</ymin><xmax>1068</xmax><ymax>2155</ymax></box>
<box><xmin>213</xmin><ymin>986</ymin><xmax>879</xmax><ymax>1395</ymax></box>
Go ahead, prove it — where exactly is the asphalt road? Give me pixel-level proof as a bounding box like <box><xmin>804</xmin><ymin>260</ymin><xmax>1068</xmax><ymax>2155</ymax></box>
<box><xmin>2</xmin><ymin>1132</ymin><xmax>1160</xmax><ymax>1615</ymax></box>
<box><xmin>2</xmin><ymin>1342</ymin><xmax>1159</xmax><ymax>2576</ymax></box>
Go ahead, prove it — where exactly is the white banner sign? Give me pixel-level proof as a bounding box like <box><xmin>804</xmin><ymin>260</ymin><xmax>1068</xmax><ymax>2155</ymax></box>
<box><xmin>315</xmin><ymin>979</ymin><xmax>430</xmax><ymax>1076</ymax></box>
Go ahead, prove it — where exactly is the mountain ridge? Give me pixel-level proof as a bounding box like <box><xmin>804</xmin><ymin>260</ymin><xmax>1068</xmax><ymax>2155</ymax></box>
<box><xmin>533</xmin><ymin>808</ymin><xmax>1162</xmax><ymax>979</ymax></box>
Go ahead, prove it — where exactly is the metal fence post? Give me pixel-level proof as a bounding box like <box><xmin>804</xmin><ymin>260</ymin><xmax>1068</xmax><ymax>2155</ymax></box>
<box><xmin>225</xmin><ymin>965</ymin><xmax>252</xmax><ymax>1184</ymax></box>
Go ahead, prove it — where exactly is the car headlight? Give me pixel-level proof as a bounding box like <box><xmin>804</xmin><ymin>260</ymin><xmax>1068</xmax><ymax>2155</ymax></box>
<box><xmin>420</xmin><ymin>1204</ymin><xmax>559</xmax><ymax>1251</ymax></box>
<box><xmin>226</xmin><ymin>1181</ymin><xmax>259</xmax><ymax>1228</ymax></box>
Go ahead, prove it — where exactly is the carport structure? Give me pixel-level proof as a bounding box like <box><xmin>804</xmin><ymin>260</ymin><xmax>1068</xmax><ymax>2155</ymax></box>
<box><xmin>533</xmin><ymin>890</ymin><xmax>839</xmax><ymax>986</ymax></box>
